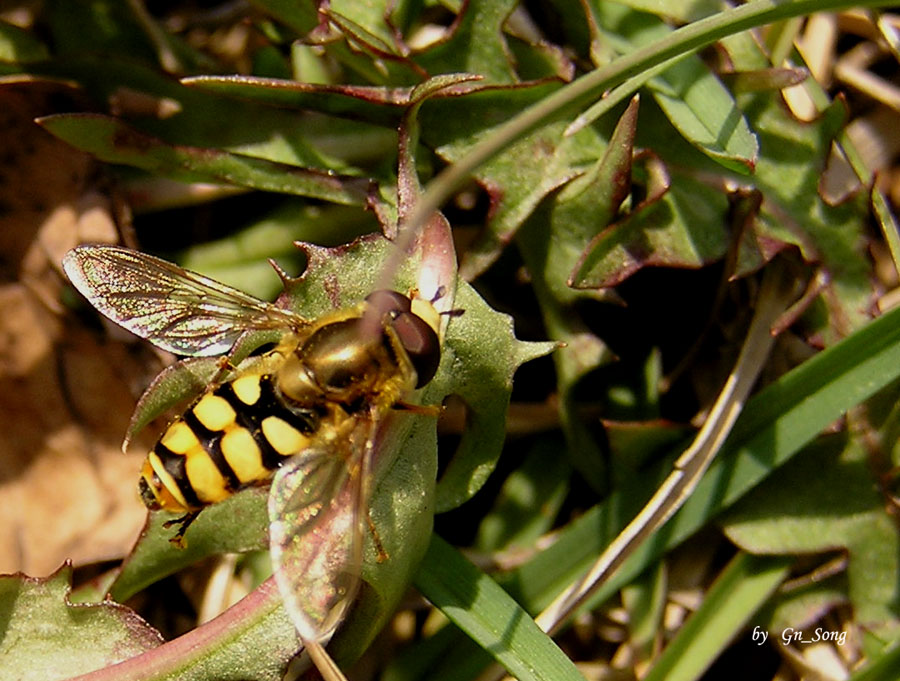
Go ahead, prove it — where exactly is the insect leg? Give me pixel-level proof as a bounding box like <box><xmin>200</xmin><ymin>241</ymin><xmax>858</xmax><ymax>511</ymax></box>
<box><xmin>392</xmin><ymin>401</ymin><xmax>441</xmax><ymax>416</ymax></box>
<box><xmin>365</xmin><ymin>508</ymin><xmax>389</xmax><ymax>563</ymax></box>
<box><xmin>163</xmin><ymin>511</ymin><xmax>200</xmax><ymax>547</ymax></box>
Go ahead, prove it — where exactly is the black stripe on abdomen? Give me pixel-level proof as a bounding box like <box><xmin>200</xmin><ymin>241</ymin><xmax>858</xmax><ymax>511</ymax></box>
<box><xmin>180</xmin><ymin>409</ymin><xmax>242</xmax><ymax>491</ymax></box>
<box><xmin>154</xmin><ymin>442</ymin><xmax>202</xmax><ymax>509</ymax></box>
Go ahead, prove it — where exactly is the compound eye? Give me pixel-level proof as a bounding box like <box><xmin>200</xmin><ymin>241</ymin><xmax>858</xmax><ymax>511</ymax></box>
<box><xmin>365</xmin><ymin>289</ymin><xmax>411</xmax><ymax>315</ymax></box>
<box><xmin>391</xmin><ymin>311</ymin><xmax>440</xmax><ymax>387</ymax></box>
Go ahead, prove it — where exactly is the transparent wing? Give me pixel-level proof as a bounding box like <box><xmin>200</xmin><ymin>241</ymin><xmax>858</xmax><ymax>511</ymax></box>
<box><xmin>62</xmin><ymin>245</ymin><xmax>303</xmax><ymax>357</ymax></box>
<box><xmin>268</xmin><ymin>423</ymin><xmax>373</xmax><ymax>644</ymax></box>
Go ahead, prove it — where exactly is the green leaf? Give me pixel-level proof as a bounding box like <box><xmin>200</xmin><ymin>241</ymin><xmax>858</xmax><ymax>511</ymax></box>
<box><xmin>475</xmin><ymin>436</ymin><xmax>571</xmax><ymax>553</ymax></box>
<box><xmin>402</xmin><ymin>0</ymin><xmax>893</xmax><ymax>285</ymax></box>
<box><xmin>522</xmin><ymin>95</ymin><xmax>640</xmax><ymax>304</ymax></box>
<box><xmin>643</xmin><ymin>553</ymin><xmax>793</xmax><ymax>681</ymax></box>
<box><xmin>0</xmin><ymin>566</ymin><xmax>162</xmax><ymax>681</ymax></box>
<box><xmin>0</xmin><ymin>20</ymin><xmax>49</xmax><ymax>62</ymax></box>
<box><xmin>433</xmin><ymin>281</ymin><xmax>557</xmax><ymax>511</ymax></box>
<box><xmin>183</xmin><ymin>75</ymin><xmax>411</xmax><ymax>126</ymax></box>
<box><xmin>571</xmin><ymin>170</ymin><xmax>731</xmax><ymax>288</ymax></box>
<box><xmin>322</xmin><ymin>0</ymin><xmax>400</xmax><ymax>55</ymax></box>
<box><xmin>700</xmin><ymin>29</ymin><xmax>872</xmax><ymax>337</ymax></box>
<box><xmin>4</xmin><ymin>56</ymin><xmax>385</xmax><ymax>169</ymax></box>
<box><xmin>415</xmin><ymin>0</ymin><xmax>519</xmax><ymax>84</ymax></box>
<box><xmin>37</xmin><ymin>113</ymin><xmax>371</xmax><ymax>205</ymax></box>
<box><xmin>414</xmin><ymin>536</ymin><xmax>588</xmax><ymax>681</ymax></box>
<box><xmin>417</xmin><ymin>81</ymin><xmax>609</xmax><ymax>280</ymax></box>
<box><xmin>722</xmin><ymin>436</ymin><xmax>900</xmax><ymax>631</ymax></box>
<box><xmin>516</xmin><ymin>97</ymin><xmax>638</xmax><ymax>487</ymax></box>
<box><xmin>588</xmin><ymin>2</ymin><xmax>759</xmax><ymax>173</ymax></box>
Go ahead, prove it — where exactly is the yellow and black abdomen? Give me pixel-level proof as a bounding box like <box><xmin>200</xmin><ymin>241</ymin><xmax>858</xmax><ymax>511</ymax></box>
<box><xmin>139</xmin><ymin>373</ymin><xmax>322</xmax><ymax>513</ymax></box>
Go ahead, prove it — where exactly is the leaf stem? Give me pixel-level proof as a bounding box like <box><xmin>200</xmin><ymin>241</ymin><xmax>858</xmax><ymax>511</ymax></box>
<box><xmin>66</xmin><ymin>578</ymin><xmax>293</xmax><ymax>681</ymax></box>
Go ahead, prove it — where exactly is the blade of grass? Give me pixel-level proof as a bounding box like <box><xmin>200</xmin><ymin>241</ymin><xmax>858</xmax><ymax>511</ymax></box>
<box><xmin>848</xmin><ymin>639</ymin><xmax>900</xmax><ymax>681</ymax></box>
<box><xmin>642</xmin><ymin>553</ymin><xmax>793</xmax><ymax>681</ymax></box>
<box><xmin>414</xmin><ymin>536</ymin><xmax>587</xmax><ymax>681</ymax></box>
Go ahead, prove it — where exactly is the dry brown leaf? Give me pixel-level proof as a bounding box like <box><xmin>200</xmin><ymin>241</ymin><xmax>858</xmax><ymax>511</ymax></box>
<box><xmin>0</xmin><ymin>81</ymin><xmax>161</xmax><ymax>575</ymax></box>
<box><xmin>0</xmin><ymin>283</ymin><xmax>159</xmax><ymax>575</ymax></box>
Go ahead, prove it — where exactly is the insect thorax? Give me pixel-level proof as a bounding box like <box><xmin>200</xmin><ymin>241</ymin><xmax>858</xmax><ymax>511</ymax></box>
<box><xmin>277</xmin><ymin>317</ymin><xmax>412</xmax><ymax>411</ymax></box>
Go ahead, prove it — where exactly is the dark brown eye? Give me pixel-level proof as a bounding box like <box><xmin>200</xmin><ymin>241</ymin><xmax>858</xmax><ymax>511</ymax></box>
<box><xmin>365</xmin><ymin>290</ymin><xmax>440</xmax><ymax>387</ymax></box>
<box><xmin>390</xmin><ymin>311</ymin><xmax>439</xmax><ymax>387</ymax></box>
<box><xmin>365</xmin><ymin>289</ymin><xmax>411</xmax><ymax>315</ymax></box>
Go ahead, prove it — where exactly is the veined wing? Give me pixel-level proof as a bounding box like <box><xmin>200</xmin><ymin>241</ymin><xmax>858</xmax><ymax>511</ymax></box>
<box><xmin>268</xmin><ymin>422</ymin><xmax>373</xmax><ymax>645</ymax></box>
<box><xmin>63</xmin><ymin>245</ymin><xmax>304</xmax><ymax>357</ymax></box>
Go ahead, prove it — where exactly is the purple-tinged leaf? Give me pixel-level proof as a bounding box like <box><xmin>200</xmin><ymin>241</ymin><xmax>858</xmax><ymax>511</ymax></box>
<box><xmin>0</xmin><ymin>565</ymin><xmax>161</xmax><ymax>681</ymax></box>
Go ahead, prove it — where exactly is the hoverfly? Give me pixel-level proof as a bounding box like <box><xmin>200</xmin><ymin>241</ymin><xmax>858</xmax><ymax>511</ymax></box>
<box><xmin>62</xmin><ymin>243</ymin><xmax>448</xmax><ymax>678</ymax></box>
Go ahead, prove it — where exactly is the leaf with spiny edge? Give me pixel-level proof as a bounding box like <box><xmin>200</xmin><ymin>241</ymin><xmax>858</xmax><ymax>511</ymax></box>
<box><xmin>0</xmin><ymin>565</ymin><xmax>162</xmax><ymax>681</ymax></box>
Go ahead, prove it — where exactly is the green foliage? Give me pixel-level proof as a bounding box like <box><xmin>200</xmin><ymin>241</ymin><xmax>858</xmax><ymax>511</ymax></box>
<box><xmin>0</xmin><ymin>567</ymin><xmax>162</xmax><ymax>681</ymax></box>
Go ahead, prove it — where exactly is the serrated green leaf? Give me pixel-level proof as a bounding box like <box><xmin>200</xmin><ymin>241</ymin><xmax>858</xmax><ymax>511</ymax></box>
<box><xmin>522</xmin><ymin>95</ymin><xmax>639</xmax><ymax>304</ymax></box>
<box><xmin>433</xmin><ymin>281</ymin><xmax>557</xmax><ymax>511</ymax></box>
<box><xmin>698</xmin><ymin>29</ymin><xmax>873</xmax><ymax>338</ymax></box>
<box><xmin>516</xmin><ymin>98</ymin><xmax>638</xmax><ymax>488</ymax></box>
<box><xmin>418</xmin><ymin>81</ymin><xmax>609</xmax><ymax>279</ymax></box>
<box><xmin>507</xmin><ymin>34</ymin><xmax>576</xmax><ymax>81</ymax></box>
<box><xmin>571</xmin><ymin>170</ymin><xmax>731</xmax><ymax>288</ymax></box>
<box><xmin>0</xmin><ymin>566</ymin><xmax>162</xmax><ymax>681</ymax></box>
